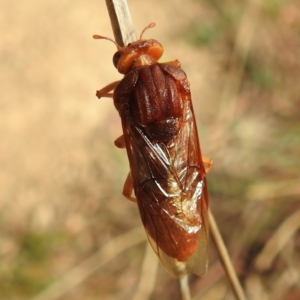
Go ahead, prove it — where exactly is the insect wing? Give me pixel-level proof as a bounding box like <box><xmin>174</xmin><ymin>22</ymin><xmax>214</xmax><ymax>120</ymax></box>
<box><xmin>121</xmin><ymin>97</ymin><xmax>209</xmax><ymax>278</ymax></box>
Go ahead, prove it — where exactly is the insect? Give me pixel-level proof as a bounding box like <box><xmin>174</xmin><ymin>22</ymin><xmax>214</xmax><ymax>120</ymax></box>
<box><xmin>94</xmin><ymin>23</ymin><xmax>212</xmax><ymax>278</ymax></box>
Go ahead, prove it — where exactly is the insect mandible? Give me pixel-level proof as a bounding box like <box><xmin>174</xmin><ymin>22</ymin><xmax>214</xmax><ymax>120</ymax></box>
<box><xmin>94</xmin><ymin>23</ymin><xmax>212</xmax><ymax>278</ymax></box>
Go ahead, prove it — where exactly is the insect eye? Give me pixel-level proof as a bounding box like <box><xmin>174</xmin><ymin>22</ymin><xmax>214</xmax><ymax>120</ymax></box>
<box><xmin>113</xmin><ymin>51</ymin><xmax>121</xmax><ymax>68</ymax></box>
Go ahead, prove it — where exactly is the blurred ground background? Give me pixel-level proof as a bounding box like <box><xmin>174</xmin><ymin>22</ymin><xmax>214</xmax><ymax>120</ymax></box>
<box><xmin>1</xmin><ymin>0</ymin><xmax>300</xmax><ymax>299</ymax></box>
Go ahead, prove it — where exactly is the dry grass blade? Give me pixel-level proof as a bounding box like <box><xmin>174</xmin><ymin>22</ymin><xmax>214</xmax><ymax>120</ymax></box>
<box><xmin>179</xmin><ymin>275</ymin><xmax>191</xmax><ymax>300</ymax></box>
<box><xmin>32</xmin><ymin>226</ymin><xmax>146</xmax><ymax>300</ymax></box>
<box><xmin>105</xmin><ymin>0</ymin><xmax>137</xmax><ymax>46</ymax></box>
<box><xmin>255</xmin><ymin>209</ymin><xmax>300</xmax><ymax>271</ymax></box>
<box><xmin>209</xmin><ymin>209</ymin><xmax>247</xmax><ymax>300</ymax></box>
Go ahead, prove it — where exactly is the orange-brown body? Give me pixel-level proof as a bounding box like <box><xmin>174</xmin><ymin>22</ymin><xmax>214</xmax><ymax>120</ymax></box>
<box><xmin>95</xmin><ymin>24</ymin><xmax>211</xmax><ymax>278</ymax></box>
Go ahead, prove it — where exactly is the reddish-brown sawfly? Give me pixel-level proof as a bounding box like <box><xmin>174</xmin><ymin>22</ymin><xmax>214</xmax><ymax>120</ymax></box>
<box><xmin>94</xmin><ymin>23</ymin><xmax>212</xmax><ymax>278</ymax></box>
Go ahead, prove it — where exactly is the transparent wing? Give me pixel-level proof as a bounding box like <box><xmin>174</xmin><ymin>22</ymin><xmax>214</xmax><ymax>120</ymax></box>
<box><xmin>121</xmin><ymin>99</ymin><xmax>209</xmax><ymax>278</ymax></box>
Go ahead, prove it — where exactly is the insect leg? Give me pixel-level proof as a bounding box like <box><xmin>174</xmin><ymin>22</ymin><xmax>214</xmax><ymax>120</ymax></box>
<box><xmin>96</xmin><ymin>80</ymin><xmax>121</xmax><ymax>99</ymax></box>
<box><xmin>113</xmin><ymin>136</ymin><xmax>136</xmax><ymax>201</ymax></box>
<box><xmin>163</xmin><ymin>59</ymin><xmax>181</xmax><ymax>68</ymax></box>
<box><xmin>114</xmin><ymin>135</ymin><xmax>126</xmax><ymax>148</ymax></box>
<box><xmin>122</xmin><ymin>172</ymin><xmax>137</xmax><ymax>202</ymax></box>
<box><xmin>202</xmin><ymin>155</ymin><xmax>213</xmax><ymax>173</ymax></box>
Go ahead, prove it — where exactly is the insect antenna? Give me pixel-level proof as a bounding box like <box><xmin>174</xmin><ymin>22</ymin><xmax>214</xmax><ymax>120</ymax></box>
<box><xmin>139</xmin><ymin>22</ymin><xmax>156</xmax><ymax>40</ymax></box>
<box><xmin>93</xmin><ymin>35</ymin><xmax>122</xmax><ymax>50</ymax></box>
